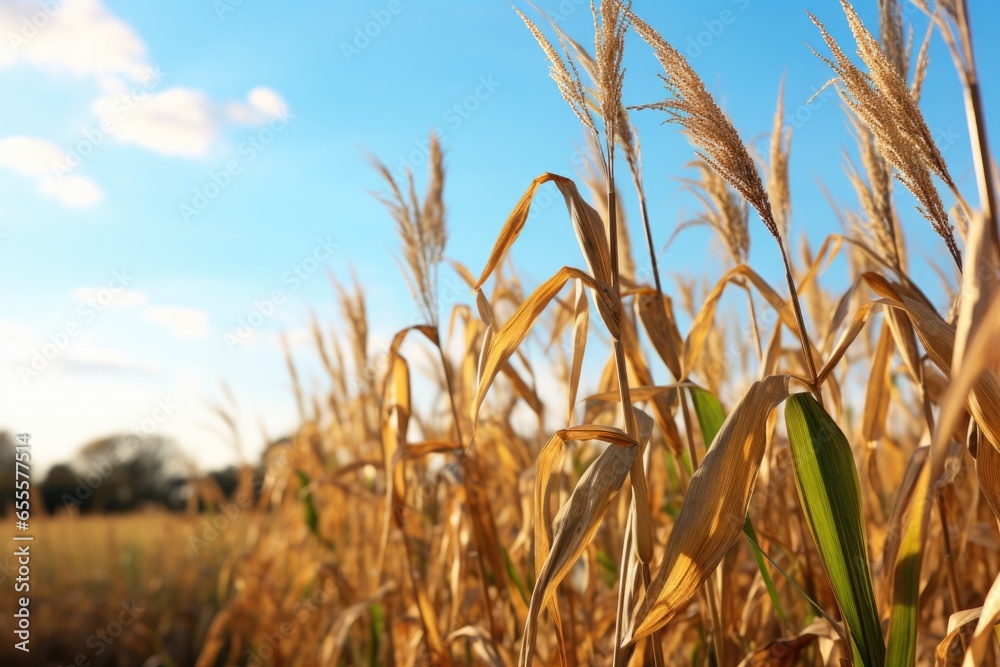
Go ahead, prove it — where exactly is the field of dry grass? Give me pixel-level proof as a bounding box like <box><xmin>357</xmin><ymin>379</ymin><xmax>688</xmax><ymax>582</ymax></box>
<box><xmin>35</xmin><ymin>0</ymin><xmax>1000</xmax><ymax>665</ymax></box>
<box><xmin>0</xmin><ymin>511</ymin><xmax>249</xmax><ymax>666</ymax></box>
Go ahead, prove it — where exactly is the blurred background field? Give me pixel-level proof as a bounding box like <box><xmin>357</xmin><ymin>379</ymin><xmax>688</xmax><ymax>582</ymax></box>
<box><xmin>0</xmin><ymin>511</ymin><xmax>248</xmax><ymax>666</ymax></box>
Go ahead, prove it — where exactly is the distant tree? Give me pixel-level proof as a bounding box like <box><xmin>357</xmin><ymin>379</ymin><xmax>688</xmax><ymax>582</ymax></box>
<box><xmin>43</xmin><ymin>434</ymin><xmax>189</xmax><ymax>513</ymax></box>
<box><xmin>208</xmin><ymin>465</ymin><xmax>241</xmax><ymax>499</ymax></box>
<box><xmin>40</xmin><ymin>464</ymin><xmax>79</xmax><ymax>514</ymax></box>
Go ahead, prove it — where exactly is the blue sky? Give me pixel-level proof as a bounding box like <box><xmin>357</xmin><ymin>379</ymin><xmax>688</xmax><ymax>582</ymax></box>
<box><xmin>0</xmin><ymin>0</ymin><xmax>996</xmax><ymax>473</ymax></box>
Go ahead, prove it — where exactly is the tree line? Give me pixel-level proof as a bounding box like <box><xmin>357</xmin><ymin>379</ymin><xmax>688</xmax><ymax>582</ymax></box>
<box><xmin>0</xmin><ymin>431</ymin><xmax>273</xmax><ymax>515</ymax></box>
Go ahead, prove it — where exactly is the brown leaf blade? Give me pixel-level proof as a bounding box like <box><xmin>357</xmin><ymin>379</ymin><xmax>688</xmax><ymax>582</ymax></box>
<box><xmin>961</xmin><ymin>569</ymin><xmax>1000</xmax><ymax>667</ymax></box>
<box><xmin>624</xmin><ymin>375</ymin><xmax>790</xmax><ymax>644</ymax></box>
<box><xmin>862</xmin><ymin>319</ymin><xmax>894</xmax><ymax>444</ymax></box>
<box><xmin>864</xmin><ymin>274</ymin><xmax>1000</xmax><ymax>486</ymax></box>
<box><xmin>475</xmin><ymin>173</ymin><xmax>612</xmax><ymax>291</ymax></box>
<box><xmin>473</xmin><ymin>266</ymin><xmax>615</xmax><ymax>434</ymax></box>
<box><xmin>519</xmin><ymin>420</ymin><xmax>646</xmax><ymax>667</ymax></box>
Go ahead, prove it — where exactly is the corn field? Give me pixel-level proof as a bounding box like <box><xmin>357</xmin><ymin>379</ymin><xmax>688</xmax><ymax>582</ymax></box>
<box><xmin>191</xmin><ymin>1</ymin><xmax>1000</xmax><ymax>664</ymax></box>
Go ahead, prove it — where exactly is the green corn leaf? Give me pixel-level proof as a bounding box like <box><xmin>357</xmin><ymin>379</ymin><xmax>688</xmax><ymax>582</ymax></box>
<box><xmin>742</xmin><ymin>517</ymin><xmax>787</xmax><ymax>625</ymax></box>
<box><xmin>369</xmin><ymin>602</ymin><xmax>383</xmax><ymax>667</ymax></box>
<box><xmin>296</xmin><ymin>470</ymin><xmax>320</xmax><ymax>538</ymax></box>
<box><xmin>596</xmin><ymin>548</ymin><xmax>617</xmax><ymax>588</ymax></box>
<box><xmin>503</xmin><ymin>545</ymin><xmax>530</xmax><ymax>604</ymax></box>
<box><xmin>785</xmin><ymin>392</ymin><xmax>885</xmax><ymax>667</ymax></box>
<box><xmin>690</xmin><ymin>386</ymin><xmax>725</xmax><ymax>445</ymax></box>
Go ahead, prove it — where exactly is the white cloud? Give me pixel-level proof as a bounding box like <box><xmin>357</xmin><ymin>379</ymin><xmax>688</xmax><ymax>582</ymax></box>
<box><xmin>0</xmin><ymin>318</ymin><xmax>155</xmax><ymax>375</ymax></box>
<box><xmin>72</xmin><ymin>287</ymin><xmax>147</xmax><ymax>308</ymax></box>
<box><xmin>0</xmin><ymin>0</ymin><xmax>148</xmax><ymax>87</ymax></box>
<box><xmin>63</xmin><ymin>346</ymin><xmax>158</xmax><ymax>374</ymax></box>
<box><xmin>226</xmin><ymin>87</ymin><xmax>290</xmax><ymax>125</ymax></box>
<box><xmin>248</xmin><ymin>87</ymin><xmax>289</xmax><ymax>117</ymax></box>
<box><xmin>0</xmin><ymin>136</ymin><xmax>103</xmax><ymax>208</ymax></box>
<box><xmin>38</xmin><ymin>173</ymin><xmax>103</xmax><ymax>208</ymax></box>
<box><xmin>93</xmin><ymin>85</ymin><xmax>290</xmax><ymax>158</ymax></box>
<box><xmin>0</xmin><ymin>135</ymin><xmax>61</xmax><ymax>175</ymax></box>
<box><xmin>144</xmin><ymin>306</ymin><xmax>211</xmax><ymax>339</ymax></box>
<box><xmin>94</xmin><ymin>87</ymin><xmax>217</xmax><ymax>157</ymax></box>
<box><xmin>0</xmin><ymin>320</ymin><xmax>36</xmax><ymax>364</ymax></box>
<box><xmin>0</xmin><ymin>0</ymin><xmax>290</xmax><ymax>208</ymax></box>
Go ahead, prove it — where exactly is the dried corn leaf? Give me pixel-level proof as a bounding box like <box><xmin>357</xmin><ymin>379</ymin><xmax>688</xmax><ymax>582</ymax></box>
<box><xmin>684</xmin><ymin>265</ymin><xmax>800</xmax><ymax>380</ymax></box>
<box><xmin>863</xmin><ymin>274</ymin><xmax>1000</xmax><ymax>490</ymax></box>
<box><xmin>475</xmin><ymin>173</ymin><xmax>612</xmax><ymax>290</ymax></box>
<box><xmin>922</xmin><ymin>289</ymin><xmax>1000</xmax><ymax>522</ymax></box>
<box><xmin>953</xmin><ymin>210</ymin><xmax>999</xmax><ymax>373</ymax></box>
<box><xmin>583</xmin><ymin>384</ymin><xmax>688</xmax><ymax>404</ymax></box>
<box><xmin>936</xmin><ymin>607</ymin><xmax>983</xmax><ymax>666</ymax></box>
<box><xmin>520</xmin><ymin>416</ymin><xmax>651</xmax><ymax>666</ymax></box>
<box><xmin>690</xmin><ymin>386</ymin><xmax>787</xmax><ymax>624</ymax></box>
<box><xmin>979</xmin><ymin>427</ymin><xmax>1000</xmax><ymax>522</ymax></box>
<box><xmin>862</xmin><ymin>319</ymin><xmax>894</xmax><ymax>444</ymax></box>
<box><xmin>321</xmin><ymin>583</ymin><xmax>396</xmax><ymax>665</ymax></box>
<box><xmin>568</xmin><ymin>279</ymin><xmax>590</xmax><ymax>421</ymax></box>
<box><xmin>625</xmin><ymin>375</ymin><xmax>790</xmax><ymax>643</ymax></box>
<box><xmin>500</xmin><ymin>362</ymin><xmax>545</xmax><ymax>417</ymax></box>
<box><xmin>473</xmin><ymin>266</ymin><xmax>617</xmax><ymax>434</ymax></box>
<box><xmin>816</xmin><ymin>299</ymin><xmax>893</xmax><ymax>386</ymax></box>
<box><xmin>961</xmin><ymin>569</ymin><xmax>1000</xmax><ymax>667</ymax></box>
<box><xmin>637</xmin><ymin>292</ymin><xmax>683</xmax><ymax>379</ymax></box>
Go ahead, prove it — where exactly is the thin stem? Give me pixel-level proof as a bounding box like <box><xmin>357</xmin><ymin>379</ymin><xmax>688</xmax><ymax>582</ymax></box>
<box><xmin>741</xmin><ymin>281</ymin><xmax>764</xmax><ymax>364</ymax></box>
<box><xmin>777</xmin><ymin>238</ymin><xmax>820</xmax><ymax>392</ymax></box>
<box><xmin>954</xmin><ymin>0</ymin><xmax>998</xmax><ymax>253</ymax></box>
<box><xmin>613</xmin><ymin>343</ymin><xmax>640</xmax><ymax>438</ymax></box>
<box><xmin>607</xmin><ymin>145</ymin><xmax>638</xmax><ymax>439</ymax></box>
<box><xmin>607</xmin><ymin>135</ymin><xmax>663</xmax><ymax>667</ymax></box>
<box><xmin>609</xmin><ymin>157</ymin><xmax>621</xmax><ymax>294</ymax></box>
<box><xmin>630</xmin><ymin>163</ymin><xmax>665</xmax><ymax>300</ymax></box>
<box><xmin>437</xmin><ymin>343</ymin><xmax>466</xmax><ymax>446</ymax></box>
<box><xmin>936</xmin><ymin>492</ymin><xmax>968</xmax><ymax>653</ymax></box>
<box><xmin>931</xmin><ymin>0</ymin><xmax>994</xmax><ymax>265</ymax></box>
<box><xmin>882</xmin><ymin>168</ymin><xmax>904</xmax><ymax>277</ymax></box>
<box><xmin>436</xmin><ymin>342</ymin><xmax>498</xmax><ymax>640</ymax></box>
<box><xmin>643</xmin><ymin>444</ymin><xmax>666</xmax><ymax>667</ymax></box>
<box><xmin>705</xmin><ymin>570</ymin><xmax>725</xmax><ymax>666</ymax></box>
<box><xmin>678</xmin><ymin>387</ymin><xmax>700</xmax><ymax>472</ymax></box>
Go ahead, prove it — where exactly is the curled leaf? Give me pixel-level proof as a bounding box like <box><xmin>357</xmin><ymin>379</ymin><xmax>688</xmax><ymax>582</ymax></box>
<box><xmin>625</xmin><ymin>375</ymin><xmax>790</xmax><ymax>644</ymax></box>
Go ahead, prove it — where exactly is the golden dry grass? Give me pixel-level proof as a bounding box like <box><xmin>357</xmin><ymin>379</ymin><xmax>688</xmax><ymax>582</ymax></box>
<box><xmin>192</xmin><ymin>1</ymin><xmax>1000</xmax><ymax>665</ymax></box>
<box><xmin>42</xmin><ymin>1</ymin><xmax>1000</xmax><ymax>665</ymax></box>
<box><xmin>1</xmin><ymin>511</ymin><xmax>247</xmax><ymax>666</ymax></box>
